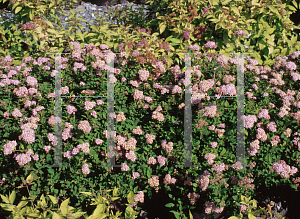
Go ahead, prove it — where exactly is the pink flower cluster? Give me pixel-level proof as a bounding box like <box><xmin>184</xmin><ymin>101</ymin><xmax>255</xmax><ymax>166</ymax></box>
<box><xmin>14</xmin><ymin>153</ymin><xmax>31</xmax><ymax>166</ymax></box>
<box><xmin>3</xmin><ymin>140</ymin><xmax>17</xmax><ymax>155</ymax></box>
<box><xmin>145</xmin><ymin>134</ymin><xmax>155</xmax><ymax>144</ymax></box>
<box><xmin>121</xmin><ymin>163</ymin><xmax>130</xmax><ymax>171</ymax></box>
<box><xmin>187</xmin><ymin>192</ymin><xmax>200</xmax><ymax>206</ymax></box>
<box><xmin>272</xmin><ymin>160</ymin><xmax>298</xmax><ymax>178</ymax></box>
<box><xmin>243</xmin><ymin>115</ymin><xmax>257</xmax><ymax>129</ymax></box>
<box><xmin>116</xmin><ymin>111</ymin><xmax>126</xmax><ymax>122</ymax></box>
<box><xmin>125</xmin><ymin>150</ymin><xmax>137</xmax><ymax>162</ymax></box>
<box><xmin>235</xmin><ymin>30</ymin><xmax>246</xmax><ymax>37</ymax></box>
<box><xmin>20</xmin><ymin>123</ymin><xmax>36</xmax><ymax>144</ymax></box>
<box><xmin>12</xmin><ymin>108</ymin><xmax>22</xmax><ymax>118</ymax></box>
<box><xmin>204</xmin><ymin>153</ymin><xmax>217</xmax><ymax>165</ymax></box>
<box><xmin>240</xmin><ymin>205</ymin><xmax>247</xmax><ymax>214</ymax></box>
<box><xmin>43</xmin><ymin>145</ymin><xmax>51</xmax><ymax>153</ymax></box>
<box><xmin>205</xmin><ymin>202</ymin><xmax>224</xmax><ymax>214</ymax></box>
<box><xmin>152</xmin><ymin>105</ymin><xmax>165</xmax><ymax>122</ymax></box>
<box><xmin>82</xmin><ymin>163</ymin><xmax>90</xmax><ymax>176</ymax></box>
<box><xmin>132</xmin><ymin>126</ymin><xmax>143</xmax><ymax>135</ymax></box>
<box><xmin>161</xmin><ymin>140</ymin><xmax>173</xmax><ymax>154</ymax></box>
<box><xmin>198</xmin><ymin>79</ymin><xmax>215</xmax><ymax>93</ymax></box>
<box><xmin>217</xmin><ymin>84</ymin><xmax>236</xmax><ymax>96</ymax></box>
<box><xmin>258</xmin><ymin>108</ymin><xmax>270</xmax><ymax>120</ymax></box>
<box><xmin>271</xmin><ymin>135</ymin><xmax>281</xmax><ymax>147</ymax></box>
<box><xmin>204</xmin><ymin>41</ymin><xmax>217</xmax><ymax>49</ymax></box>
<box><xmin>163</xmin><ymin>174</ymin><xmax>177</xmax><ymax>185</ymax></box>
<box><xmin>157</xmin><ymin>155</ymin><xmax>167</xmax><ymax>166</ymax></box>
<box><xmin>66</xmin><ymin>105</ymin><xmax>77</xmax><ymax>115</ymax></box>
<box><xmin>183</xmin><ymin>31</ymin><xmax>190</xmax><ymax>41</ymax></box>
<box><xmin>248</xmin><ymin>139</ymin><xmax>260</xmax><ymax>156</ymax></box>
<box><xmin>123</xmin><ymin>138</ymin><xmax>137</xmax><ymax>150</ymax></box>
<box><xmin>147</xmin><ymin>157</ymin><xmax>157</xmax><ymax>165</ymax></box>
<box><xmin>197</xmin><ymin>170</ymin><xmax>210</xmax><ymax>191</ymax></box>
<box><xmin>266</xmin><ymin>121</ymin><xmax>277</xmax><ymax>132</ymax></box>
<box><xmin>256</xmin><ymin>128</ymin><xmax>268</xmax><ymax>142</ymax></box>
<box><xmin>148</xmin><ymin>176</ymin><xmax>159</xmax><ymax>187</ymax></box>
<box><xmin>232</xmin><ymin>161</ymin><xmax>244</xmax><ymax>170</ymax></box>
<box><xmin>202</xmin><ymin>103</ymin><xmax>218</xmax><ymax>118</ymax></box>
<box><xmin>211</xmin><ymin>142</ymin><xmax>218</xmax><ymax>148</ymax></box>
<box><xmin>62</xmin><ymin>128</ymin><xmax>73</xmax><ymax>141</ymax></box>
<box><xmin>78</xmin><ymin>120</ymin><xmax>91</xmax><ymax>133</ymax></box>
<box><xmin>134</xmin><ymin>191</ymin><xmax>144</xmax><ymax>203</ymax></box>
<box><xmin>133</xmin><ymin>89</ymin><xmax>144</xmax><ymax>101</ymax></box>
<box><xmin>77</xmin><ymin>143</ymin><xmax>90</xmax><ymax>154</ymax></box>
<box><xmin>95</xmin><ymin>138</ymin><xmax>103</xmax><ymax>145</ymax></box>
<box><xmin>84</xmin><ymin>100</ymin><xmax>96</xmax><ymax>111</ymax></box>
<box><xmin>21</xmin><ymin>22</ymin><xmax>37</xmax><ymax>30</ymax></box>
<box><xmin>212</xmin><ymin>163</ymin><xmax>227</xmax><ymax>173</ymax></box>
<box><xmin>138</xmin><ymin>69</ymin><xmax>150</xmax><ymax>81</ymax></box>
<box><xmin>132</xmin><ymin>172</ymin><xmax>140</xmax><ymax>180</ymax></box>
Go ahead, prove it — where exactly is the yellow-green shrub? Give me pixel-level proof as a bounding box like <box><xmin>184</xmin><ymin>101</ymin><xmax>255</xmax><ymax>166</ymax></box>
<box><xmin>0</xmin><ymin>173</ymin><xmax>139</xmax><ymax>219</ymax></box>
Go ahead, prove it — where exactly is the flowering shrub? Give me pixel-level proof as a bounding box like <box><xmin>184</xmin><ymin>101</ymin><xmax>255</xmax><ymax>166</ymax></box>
<box><xmin>1</xmin><ymin>1</ymin><xmax>300</xmax><ymax>217</ymax></box>
<box><xmin>1</xmin><ymin>40</ymin><xmax>300</xmax><ymax>218</ymax></box>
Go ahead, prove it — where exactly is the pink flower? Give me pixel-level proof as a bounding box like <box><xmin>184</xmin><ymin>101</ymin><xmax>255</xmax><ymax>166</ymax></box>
<box><xmin>66</xmin><ymin>105</ymin><xmax>77</xmax><ymax>115</ymax></box>
<box><xmin>121</xmin><ymin>163</ymin><xmax>129</xmax><ymax>171</ymax></box>
<box><xmin>157</xmin><ymin>155</ymin><xmax>167</xmax><ymax>166</ymax></box>
<box><xmin>183</xmin><ymin>31</ymin><xmax>190</xmax><ymax>40</ymax></box>
<box><xmin>43</xmin><ymin>146</ymin><xmax>51</xmax><ymax>152</ymax></box>
<box><xmin>134</xmin><ymin>191</ymin><xmax>144</xmax><ymax>203</ymax></box>
<box><xmin>132</xmin><ymin>172</ymin><xmax>140</xmax><ymax>180</ymax></box>
<box><xmin>235</xmin><ymin>30</ymin><xmax>246</xmax><ymax>37</ymax></box>
<box><xmin>32</xmin><ymin>154</ymin><xmax>39</xmax><ymax>161</ymax></box>
<box><xmin>95</xmin><ymin>138</ymin><xmax>103</xmax><ymax>145</ymax></box>
<box><xmin>82</xmin><ymin>163</ymin><xmax>90</xmax><ymax>176</ymax></box>
<box><xmin>204</xmin><ymin>41</ymin><xmax>217</xmax><ymax>49</ymax></box>
<box><xmin>211</xmin><ymin>142</ymin><xmax>218</xmax><ymax>148</ymax></box>
<box><xmin>78</xmin><ymin>120</ymin><xmax>91</xmax><ymax>133</ymax></box>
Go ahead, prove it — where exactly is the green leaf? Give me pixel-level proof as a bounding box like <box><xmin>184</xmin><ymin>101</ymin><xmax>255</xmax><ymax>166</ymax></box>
<box><xmin>113</xmin><ymin>187</ymin><xmax>119</xmax><ymax>197</ymax></box>
<box><xmin>80</xmin><ymin>192</ymin><xmax>93</xmax><ymax>196</ymax></box>
<box><xmin>0</xmin><ymin>194</ymin><xmax>10</xmax><ymax>204</ymax></box>
<box><xmin>165</xmin><ymin>203</ymin><xmax>175</xmax><ymax>208</ymax></box>
<box><xmin>189</xmin><ymin>210</ymin><xmax>194</xmax><ymax>219</ymax></box>
<box><xmin>127</xmin><ymin>191</ymin><xmax>134</xmax><ymax>205</ymax></box>
<box><xmin>60</xmin><ymin>198</ymin><xmax>70</xmax><ymax>215</ymax></box>
<box><xmin>8</xmin><ymin>191</ymin><xmax>16</xmax><ymax>205</ymax></box>
<box><xmin>15</xmin><ymin>6</ymin><xmax>22</xmax><ymax>14</ymax></box>
<box><xmin>52</xmin><ymin>212</ymin><xmax>62</xmax><ymax>219</ymax></box>
<box><xmin>220</xmin><ymin>148</ymin><xmax>226</xmax><ymax>156</ymax></box>
<box><xmin>159</xmin><ymin>23</ymin><xmax>166</xmax><ymax>34</ymax></box>
<box><xmin>48</xmin><ymin>195</ymin><xmax>58</xmax><ymax>205</ymax></box>
<box><xmin>17</xmin><ymin>200</ymin><xmax>28</xmax><ymax>209</ymax></box>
